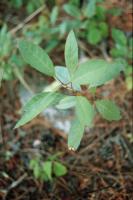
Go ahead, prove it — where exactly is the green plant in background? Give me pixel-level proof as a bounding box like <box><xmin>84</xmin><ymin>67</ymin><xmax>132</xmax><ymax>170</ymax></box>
<box><xmin>9</xmin><ymin>0</ymin><xmax>44</xmax><ymax>13</ymax></box>
<box><xmin>29</xmin><ymin>155</ymin><xmax>67</xmax><ymax>181</ymax></box>
<box><xmin>110</xmin><ymin>28</ymin><xmax>132</xmax><ymax>60</ymax></box>
<box><xmin>63</xmin><ymin>0</ymin><xmax>109</xmax><ymax>45</ymax></box>
<box><xmin>22</xmin><ymin>14</ymin><xmax>60</xmax><ymax>53</ymax></box>
<box><xmin>83</xmin><ymin>0</ymin><xmax>109</xmax><ymax>45</ymax></box>
<box><xmin>0</xmin><ymin>25</ymin><xmax>13</xmax><ymax>84</ymax></box>
<box><xmin>15</xmin><ymin>30</ymin><xmax>124</xmax><ymax>150</ymax></box>
<box><xmin>0</xmin><ymin>25</ymin><xmax>33</xmax><ymax>91</ymax></box>
<box><xmin>110</xmin><ymin>28</ymin><xmax>132</xmax><ymax>90</ymax></box>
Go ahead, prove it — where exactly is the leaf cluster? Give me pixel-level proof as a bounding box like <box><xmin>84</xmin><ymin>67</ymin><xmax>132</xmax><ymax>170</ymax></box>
<box><xmin>29</xmin><ymin>155</ymin><xmax>67</xmax><ymax>181</ymax></box>
<box><xmin>15</xmin><ymin>31</ymin><xmax>124</xmax><ymax>150</ymax></box>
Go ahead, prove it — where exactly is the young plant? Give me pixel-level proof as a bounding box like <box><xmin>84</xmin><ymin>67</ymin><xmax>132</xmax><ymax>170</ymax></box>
<box><xmin>15</xmin><ymin>30</ymin><xmax>124</xmax><ymax>150</ymax></box>
<box><xmin>29</xmin><ymin>155</ymin><xmax>67</xmax><ymax>181</ymax></box>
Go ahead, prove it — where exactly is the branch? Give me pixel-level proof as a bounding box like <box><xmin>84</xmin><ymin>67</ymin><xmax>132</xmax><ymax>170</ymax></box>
<box><xmin>10</xmin><ymin>5</ymin><xmax>45</xmax><ymax>35</ymax></box>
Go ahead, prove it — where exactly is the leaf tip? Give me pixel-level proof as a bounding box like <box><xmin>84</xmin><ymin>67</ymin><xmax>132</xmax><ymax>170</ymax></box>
<box><xmin>68</xmin><ymin>29</ymin><xmax>76</xmax><ymax>38</ymax></box>
<box><xmin>68</xmin><ymin>146</ymin><xmax>76</xmax><ymax>151</ymax></box>
<box><xmin>14</xmin><ymin>125</ymin><xmax>18</xmax><ymax>129</ymax></box>
<box><xmin>14</xmin><ymin>120</ymin><xmax>22</xmax><ymax>129</ymax></box>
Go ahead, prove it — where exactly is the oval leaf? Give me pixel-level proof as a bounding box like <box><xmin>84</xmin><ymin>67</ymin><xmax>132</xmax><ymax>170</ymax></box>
<box><xmin>56</xmin><ymin>96</ymin><xmax>76</xmax><ymax>109</ymax></box>
<box><xmin>55</xmin><ymin>66</ymin><xmax>70</xmax><ymax>84</ymax></box>
<box><xmin>65</xmin><ymin>30</ymin><xmax>78</xmax><ymax>77</ymax></box>
<box><xmin>50</xmin><ymin>6</ymin><xmax>59</xmax><ymax>25</ymax></box>
<box><xmin>42</xmin><ymin>161</ymin><xmax>52</xmax><ymax>180</ymax></box>
<box><xmin>63</xmin><ymin>4</ymin><xmax>81</xmax><ymax>19</ymax></box>
<box><xmin>68</xmin><ymin>118</ymin><xmax>84</xmax><ymax>150</ymax></box>
<box><xmin>96</xmin><ymin>99</ymin><xmax>121</xmax><ymax>121</ymax></box>
<box><xmin>18</xmin><ymin>40</ymin><xmax>55</xmax><ymax>77</ymax></box>
<box><xmin>72</xmin><ymin>59</ymin><xmax>124</xmax><ymax>87</ymax></box>
<box><xmin>76</xmin><ymin>96</ymin><xmax>95</xmax><ymax>126</ymax></box>
<box><xmin>15</xmin><ymin>92</ymin><xmax>63</xmax><ymax>128</ymax></box>
<box><xmin>53</xmin><ymin>161</ymin><xmax>67</xmax><ymax>177</ymax></box>
<box><xmin>85</xmin><ymin>0</ymin><xmax>96</xmax><ymax>18</ymax></box>
<box><xmin>112</xmin><ymin>28</ymin><xmax>127</xmax><ymax>46</ymax></box>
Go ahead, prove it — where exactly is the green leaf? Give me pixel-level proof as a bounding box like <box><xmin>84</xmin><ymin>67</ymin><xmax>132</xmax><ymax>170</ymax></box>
<box><xmin>85</xmin><ymin>0</ymin><xmax>96</xmax><ymax>18</ymax></box>
<box><xmin>34</xmin><ymin>164</ymin><xmax>41</xmax><ymax>179</ymax></box>
<box><xmin>96</xmin><ymin>100</ymin><xmax>121</xmax><ymax>121</ymax></box>
<box><xmin>95</xmin><ymin>5</ymin><xmax>106</xmax><ymax>20</ymax></box>
<box><xmin>15</xmin><ymin>92</ymin><xmax>63</xmax><ymax>128</ymax></box>
<box><xmin>10</xmin><ymin>54</ymin><xmax>25</xmax><ymax>68</ymax></box>
<box><xmin>18</xmin><ymin>40</ymin><xmax>54</xmax><ymax>77</ymax></box>
<box><xmin>42</xmin><ymin>161</ymin><xmax>52</xmax><ymax>180</ymax></box>
<box><xmin>72</xmin><ymin>59</ymin><xmax>124</xmax><ymax>87</ymax></box>
<box><xmin>63</xmin><ymin>4</ymin><xmax>81</xmax><ymax>19</ymax></box>
<box><xmin>56</xmin><ymin>96</ymin><xmax>76</xmax><ymax>109</ymax></box>
<box><xmin>65</xmin><ymin>30</ymin><xmax>78</xmax><ymax>77</ymax></box>
<box><xmin>76</xmin><ymin>96</ymin><xmax>95</xmax><ymax>126</ymax></box>
<box><xmin>55</xmin><ymin>66</ymin><xmax>70</xmax><ymax>84</ymax></box>
<box><xmin>68</xmin><ymin>117</ymin><xmax>84</xmax><ymax>150</ymax></box>
<box><xmin>87</xmin><ymin>28</ymin><xmax>103</xmax><ymax>45</ymax></box>
<box><xmin>3</xmin><ymin>63</ymin><xmax>14</xmax><ymax>81</ymax></box>
<box><xmin>112</xmin><ymin>28</ymin><xmax>127</xmax><ymax>46</ymax></box>
<box><xmin>29</xmin><ymin>159</ymin><xmax>38</xmax><ymax>169</ymax></box>
<box><xmin>98</xmin><ymin>22</ymin><xmax>108</xmax><ymax>37</ymax></box>
<box><xmin>0</xmin><ymin>25</ymin><xmax>12</xmax><ymax>57</ymax></box>
<box><xmin>72</xmin><ymin>82</ymin><xmax>81</xmax><ymax>91</ymax></box>
<box><xmin>29</xmin><ymin>159</ymin><xmax>41</xmax><ymax>179</ymax></box>
<box><xmin>53</xmin><ymin>161</ymin><xmax>67</xmax><ymax>177</ymax></box>
<box><xmin>110</xmin><ymin>45</ymin><xmax>128</xmax><ymax>58</ymax></box>
<box><xmin>50</xmin><ymin>6</ymin><xmax>59</xmax><ymax>25</ymax></box>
